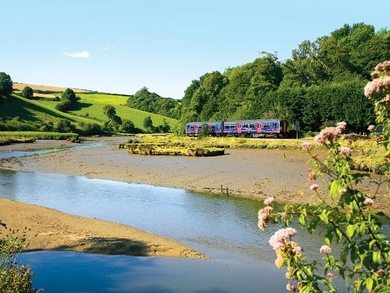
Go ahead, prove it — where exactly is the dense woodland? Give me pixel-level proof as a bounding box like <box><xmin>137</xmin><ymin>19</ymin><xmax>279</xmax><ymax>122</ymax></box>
<box><xmin>179</xmin><ymin>23</ymin><xmax>389</xmax><ymax>133</ymax></box>
<box><xmin>127</xmin><ymin>87</ymin><xmax>181</xmax><ymax>119</ymax></box>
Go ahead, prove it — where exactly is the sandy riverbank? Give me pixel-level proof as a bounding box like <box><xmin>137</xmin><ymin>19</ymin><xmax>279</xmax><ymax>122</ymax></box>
<box><xmin>0</xmin><ymin>198</ymin><xmax>204</xmax><ymax>259</ymax></box>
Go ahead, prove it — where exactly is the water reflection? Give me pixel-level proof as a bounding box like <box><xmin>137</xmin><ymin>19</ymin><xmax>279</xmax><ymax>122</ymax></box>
<box><xmin>19</xmin><ymin>251</ymin><xmax>286</xmax><ymax>293</ymax></box>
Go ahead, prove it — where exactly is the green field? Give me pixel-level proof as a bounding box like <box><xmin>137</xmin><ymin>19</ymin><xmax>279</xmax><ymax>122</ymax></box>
<box><xmin>71</xmin><ymin>93</ymin><xmax>178</xmax><ymax>129</ymax></box>
<box><xmin>1</xmin><ymin>93</ymin><xmax>178</xmax><ymax>132</ymax></box>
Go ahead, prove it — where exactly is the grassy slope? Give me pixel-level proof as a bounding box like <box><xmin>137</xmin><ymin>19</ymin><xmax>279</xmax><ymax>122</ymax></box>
<box><xmin>71</xmin><ymin>93</ymin><xmax>178</xmax><ymax>129</ymax></box>
<box><xmin>0</xmin><ymin>95</ymin><xmax>96</xmax><ymax>124</ymax></box>
<box><xmin>1</xmin><ymin>92</ymin><xmax>178</xmax><ymax>131</ymax></box>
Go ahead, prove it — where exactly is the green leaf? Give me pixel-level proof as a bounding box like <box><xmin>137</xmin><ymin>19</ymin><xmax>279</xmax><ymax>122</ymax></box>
<box><xmin>373</xmin><ymin>251</ymin><xmax>381</xmax><ymax>264</ymax></box>
<box><xmin>346</xmin><ymin>224</ymin><xmax>356</xmax><ymax>238</ymax></box>
<box><xmin>319</xmin><ymin>210</ymin><xmax>329</xmax><ymax>224</ymax></box>
<box><xmin>366</xmin><ymin>277</ymin><xmax>374</xmax><ymax>292</ymax></box>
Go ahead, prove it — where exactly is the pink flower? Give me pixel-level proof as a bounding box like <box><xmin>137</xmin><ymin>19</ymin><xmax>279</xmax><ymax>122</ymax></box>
<box><xmin>367</xmin><ymin>125</ymin><xmax>375</xmax><ymax>132</ymax></box>
<box><xmin>263</xmin><ymin>196</ymin><xmax>274</xmax><ymax>205</ymax></box>
<box><xmin>376</xmin><ymin>268</ymin><xmax>385</xmax><ymax>277</ymax></box>
<box><xmin>374</xmin><ymin>60</ymin><xmax>390</xmax><ymax>73</ymax></box>
<box><xmin>269</xmin><ymin>228</ymin><xmax>297</xmax><ymax>250</ymax></box>
<box><xmin>301</xmin><ymin>142</ymin><xmax>310</xmax><ymax>150</ymax></box>
<box><xmin>320</xmin><ymin>245</ymin><xmax>331</xmax><ymax>254</ymax></box>
<box><xmin>286</xmin><ymin>283</ymin><xmax>295</xmax><ymax>291</ymax></box>
<box><xmin>313</xmin><ymin>126</ymin><xmax>342</xmax><ymax>145</ymax></box>
<box><xmin>364</xmin><ymin>198</ymin><xmax>374</xmax><ymax>206</ymax></box>
<box><xmin>336</xmin><ymin>121</ymin><xmax>347</xmax><ymax>132</ymax></box>
<box><xmin>339</xmin><ymin>146</ymin><xmax>351</xmax><ymax>156</ymax></box>
<box><xmin>258</xmin><ymin>206</ymin><xmax>272</xmax><ymax>231</ymax></box>
<box><xmin>364</xmin><ymin>76</ymin><xmax>390</xmax><ymax>98</ymax></box>
<box><xmin>310</xmin><ymin>184</ymin><xmax>319</xmax><ymax>192</ymax></box>
<box><xmin>326</xmin><ymin>272</ymin><xmax>334</xmax><ymax>279</ymax></box>
<box><xmin>293</xmin><ymin>245</ymin><xmax>302</xmax><ymax>255</ymax></box>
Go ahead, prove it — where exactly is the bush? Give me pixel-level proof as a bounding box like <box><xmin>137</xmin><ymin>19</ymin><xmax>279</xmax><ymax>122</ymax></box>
<box><xmin>21</xmin><ymin>86</ymin><xmax>34</xmax><ymax>99</ymax></box>
<box><xmin>0</xmin><ymin>223</ymin><xmax>34</xmax><ymax>292</ymax></box>
<box><xmin>258</xmin><ymin>61</ymin><xmax>390</xmax><ymax>292</ymax></box>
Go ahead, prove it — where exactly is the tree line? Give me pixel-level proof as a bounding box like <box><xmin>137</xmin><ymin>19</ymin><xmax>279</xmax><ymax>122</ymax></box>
<box><xmin>179</xmin><ymin>23</ymin><xmax>389</xmax><ymax>133</ymax></box>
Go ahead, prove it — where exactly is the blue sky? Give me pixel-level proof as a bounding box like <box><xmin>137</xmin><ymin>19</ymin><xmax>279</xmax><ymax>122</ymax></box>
<box><xmin>0</xmin><ymin>0</ymin><xmax>388</xmax><ymax>98</ymax></box>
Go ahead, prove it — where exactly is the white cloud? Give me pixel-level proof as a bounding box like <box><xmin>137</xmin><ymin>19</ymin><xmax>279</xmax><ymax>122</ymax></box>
<box><xmin>63</xmin><ymin>50</ymin><xmax>90</xmax><ymax>58</ymax></box>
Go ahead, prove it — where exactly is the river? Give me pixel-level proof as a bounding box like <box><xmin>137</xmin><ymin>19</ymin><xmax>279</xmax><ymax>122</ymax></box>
<box><xmin>0</xmin><ymin>167</ymin><xmax>331</xmax><ymax>292</ymax></box>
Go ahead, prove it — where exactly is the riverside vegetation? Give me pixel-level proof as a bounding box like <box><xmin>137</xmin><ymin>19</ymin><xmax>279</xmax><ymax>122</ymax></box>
<box><xmin>258</xmin><ymin>61</ymin><xmax>389</xmax><ymax>292</ymax></box>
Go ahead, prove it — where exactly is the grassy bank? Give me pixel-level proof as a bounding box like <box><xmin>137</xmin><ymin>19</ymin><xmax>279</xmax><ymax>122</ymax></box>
<box><xmin>0</xmin><ymin>131</ymin><xmax>79</xmax><ymax>142</ymax></box>
<box><xmin>122</xmin><ymin>134</ymin><xmax>385</xmax><ymax>172</ymax></box>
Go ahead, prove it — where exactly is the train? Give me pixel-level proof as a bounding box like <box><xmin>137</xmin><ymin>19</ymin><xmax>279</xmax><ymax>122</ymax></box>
<box><xmin>185</xmin><ymin>119</ymin><xmax>288</xmax><ymax>138</ymax></box>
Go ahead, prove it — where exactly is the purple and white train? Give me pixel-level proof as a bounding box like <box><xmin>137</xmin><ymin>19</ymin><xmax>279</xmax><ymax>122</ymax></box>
<box><xmin>185</xmin><ymin>119</ymin><xmax>288</xmax><ymax>137</ymax></box>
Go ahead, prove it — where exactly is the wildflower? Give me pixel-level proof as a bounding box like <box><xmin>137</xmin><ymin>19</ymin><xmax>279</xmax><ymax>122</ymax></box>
<box><xmin>336</xmin><ymin>121</ymin><xmax>347</xmax><ymax>132</ymax></box>
<box><xmin>364</xmin><ymin>198</ymin><xmax>374</xmax><ymax>206</ymax></box>
<box><xmin>364</xmin><ymin>76</ymin><xmax>390</xmax><ymax>98</ymax></box>
<box><xmin>320</xmin><ymin>245</ymin><xmax>331</xmax><ymax>254</ymax></box>
<box><xmin>310</xmin><ymin>184</ymin><xmax>319</xmax><ymax>192</ymax></box>
<box><xmin>376</xmin><ymin>268</ymin><xmax>385</xmax><ymax>277</ymax></box>
<box><xmin>367</xmin><ymin>125</ymin><xmax>375</xmax><ymax>132</ymax></box>
<box><xmin>314</xmin><ymin>126</ymin><xmax>341</xmax><ymax>145</ymax></box>
<box><xmin>263</xmin><ymin>196</ymin><xmax>274</xmax><ymax>206</ymax></box>
<box><xmin>286</xmin><ymin>283</ymin><xmax>295</xmax><ymax>291</ymax></box>
<box><xmin>326</xmin><ymin>272</ymin><xmax>334</xmax><ymax>279</ymax></box>
<box><xmin>339</xmin><ymin>146</ymin><xmax>351</xmax><ymax>156</ymax></box>
<box><xmin>292</xmin><ymin>244</ymin><xmax>302</xmax><ymax>255</ymax></box>
<box><xmin>374</xmin><ymin>60</ymin><xmax>390</xmax><ymax>73</ymax></box>
<box><xmin>285</xmin><ymin>271</ymin><xmax>292</xmax><ymax>279</ymax></box>
<box><xmin>257</xmin><ymin>206</ymin><xmax>272</xmax><ymax>231</ymax></box>
<box><xmin>269</xmin><ymin>227</ymin><xmax>296</xmax><ymax>250</ymax></box>
<box><xmin>275</xmin><ymin>253</ymin><xmax>284</xmax><ymax>268</ymax></box>
<box><xmin>301</xmin><ymin>142</ymin><xmax>310</xmax><ymax>150</ymax></box>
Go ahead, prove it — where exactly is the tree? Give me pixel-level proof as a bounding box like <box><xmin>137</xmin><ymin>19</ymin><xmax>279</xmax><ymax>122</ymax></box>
<box><xmin>143</xmin><ymin>116</ymin><xmax>154</xmax><ymax>132</ymax></box>
<box><xmin>103</xmin><ymin>105</ymin><xmax>122</xmax><ymax>130</ymax></box>
<box><xmin>120</xmin><ymin>120</ymin><xmax>136</xmax><ymax>133</ymax></box>
<box><xmin>56</xmin><ymin>88</ymin><xmax>79</xmax><ymax>112</ymax></box>
<box><xmin>22</xmin><ymin>86</ymin><xmax>34</xmax><ymax>99</ymax></box>
<box><xmin>0</xmin><ymin>72</ymin><xmax>13</xmax><ymax>96</ymax></box>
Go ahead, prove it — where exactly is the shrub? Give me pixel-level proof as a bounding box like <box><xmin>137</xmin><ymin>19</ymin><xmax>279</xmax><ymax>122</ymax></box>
<box><xmin>258</xmin><ymin>61</ymin><xmax>390</xmax><ymax>292</ymax></box>
<box><xmin>0</xmin><ymin>223</ymin><xmax>34</xmax><ymax>292</ymax></box>
<box><xmin>21</xmin><ymin>86</ymin><xmax>34</xmax><ymax>99</ymax></box>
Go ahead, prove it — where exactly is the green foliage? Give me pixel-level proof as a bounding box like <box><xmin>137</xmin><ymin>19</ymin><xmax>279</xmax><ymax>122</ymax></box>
<box><xmin>127</xmin><ymin>87</ymin><xmax>181</xmax><ymax>119</ymax></box>
<box><xmin>0</xmin><ymin>72</ymin><xmax>13</xmax><ymax>96</ymax></box>
<box><xmin>103</xmin><ymin>105</ymin><xmax>122</xmax><ymax>131</ymax></box>
<box><xmin>120</xmin><ymin>120</ymin><xmax>138</xmax><ymax>133</ymax></box>
<box><xmin>179</xmin><ymin>23</ymin><xmax>388</xmax><ymax>134</ymax></box>
<box><xmin>0</xmin><ymin>223</ymin><xmax>34</xmax><ymax>292</ymax></box>
<box><xmin>21</xmin><ymin>86</ymin><xmax>33</xmax><ymax>99</ymax></box>
<box><xmin>70</xmin><ymin>93</ymin><xmax>178</xmax><ymax>131</ymax></box>
<box><xmin>143</xmin><ymin>116</ymin><xmax>154</xmax><ymax>132</ymax></box>
<box><xmin>258</xmin><ymin>62</ymin><xmax>390</xmax><ymax>292</ymax></box>
<box><xmin>56</xmin><ymin>88</ymin><xmax>80</xmax><ymax>112</ymax></box>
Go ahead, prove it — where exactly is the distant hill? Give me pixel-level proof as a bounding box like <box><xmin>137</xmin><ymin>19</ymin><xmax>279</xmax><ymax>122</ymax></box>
<box><xmin>0</xmin><ymin>85</ymin><xmax>178</xmax><ymax>134</ymax></box>
<box><xmin>13</xmin><ymin>82</ymin><xmax>90</xmax><ymax>94</ymax></box>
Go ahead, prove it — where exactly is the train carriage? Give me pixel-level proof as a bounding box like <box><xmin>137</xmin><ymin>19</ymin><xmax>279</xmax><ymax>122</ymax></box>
<box><xmin>186</xmin><ymin>119</ymin><xmax>288</xmax><ymax>137</ymax></box>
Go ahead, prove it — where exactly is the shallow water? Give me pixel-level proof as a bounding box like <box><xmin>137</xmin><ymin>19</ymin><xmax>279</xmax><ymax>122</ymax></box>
<box><xmin>0</xmin><ymin>169</ymin><xmax>325</xmax><ymax>292</ymax></box>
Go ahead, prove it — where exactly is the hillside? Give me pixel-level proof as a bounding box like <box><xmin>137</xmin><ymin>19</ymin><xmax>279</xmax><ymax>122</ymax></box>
<box><xmin>0</xmin><ymin>90</ymin><xmax>178</xmax><ymax>134</ymax></box>
<box><xmin>13</xmin><ymin>82</ymin><xmax>89</xmax><ymax>93</ymax></box>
